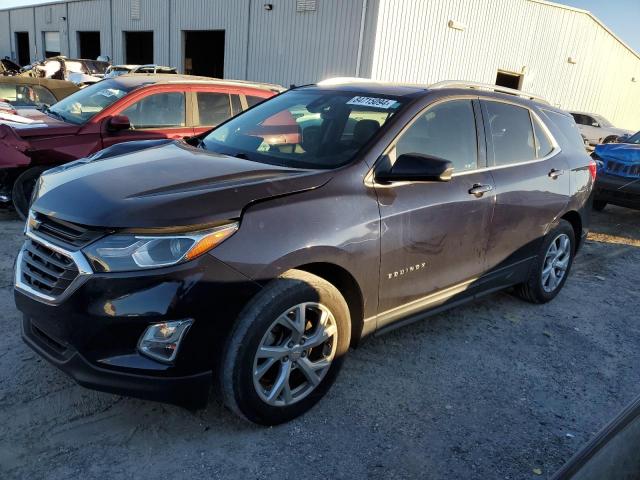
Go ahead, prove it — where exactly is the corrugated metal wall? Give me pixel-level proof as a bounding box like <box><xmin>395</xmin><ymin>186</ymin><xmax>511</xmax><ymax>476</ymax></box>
<box><xmin>111</xmin><ymin>0</ymin><xmax>171</xmax><ymax>65</ymax></box>
<box><xmin>370</xmin><ymin>0</ymin><xmax>640</xmax><ymax>130</ymax></box>
<box><xmin>0</xmin><ymin>11</ymin><xmax>10</xmax><ymax>59</ymax></box>
<box><xmin>6</xmin><ymin>7</ymin><xmax>37</xmax><ymax>63</ymax></box>
<box><xmin>246</xmin><ymin>0</ymin><xmax>372</xmax><ymax>86</ymax></box>
<box><xmin>34</xmin><ymin>3</ymin><xmax>69</xmax><ymax>57</ymax></box>
<box><xmin>169</xmin><ymin>0</ymin><xmax>249</xmax><ymax>79</ymax></box>
<box><xmin>68</xmin><ymin>0</ymin><xmax>112</xmax><ymax>58</ymax></box>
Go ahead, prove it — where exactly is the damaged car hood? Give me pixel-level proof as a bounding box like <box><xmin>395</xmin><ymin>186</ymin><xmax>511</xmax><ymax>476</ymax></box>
<box><xmin>595</xmin><ymin>143</ymin><xmax>640</xmax><ymax>179</ymax></box>
<box><xmin>32</xmin><ymin>141</ymin><xmax>332</xmax><ymax>228</ymax></box>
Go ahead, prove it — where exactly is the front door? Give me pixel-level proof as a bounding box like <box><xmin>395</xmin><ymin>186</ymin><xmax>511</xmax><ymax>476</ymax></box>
<box><xmin>101</xmin><ymin>90</ymin><xmax>194</xmax><ymax>148</ymax></box>
<box><xmin>481</xmin><ymin>100</ymin><xmax>570</xmax><ymax>273</ymax></box>
<box><xmin>375</xmin><ymin>99</ymin><xmax>496</xmax><ymax>327</ymax></box>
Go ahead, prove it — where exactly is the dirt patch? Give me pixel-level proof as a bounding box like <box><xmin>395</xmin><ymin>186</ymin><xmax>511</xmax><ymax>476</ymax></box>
<box><xmin>1</xmin><ymin>206</ymin><xmax>639</xmax><ymax>479</ymax></box>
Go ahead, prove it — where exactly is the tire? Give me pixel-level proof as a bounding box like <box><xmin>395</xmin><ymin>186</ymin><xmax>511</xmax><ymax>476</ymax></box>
<box><xmin>593</xmin><ymin>199</ymin><xmax>607</xmax><ymax>211</ymax></box>
<box><xmin>514</xmin><ymin>219</ymin><xmax>575</xmax><ymax>304</ymax></box>
<box><xmin>220</xmin><ymin>269</ymin><xmax>351</xmax><ymax>425</ymax></box>
<box><xmin>12</xmin><ymin>166</ymin><xmax>46</xmax><ymax>220</ymax></box>
<box><xmin>602</xmin><ymin>136</ymin><xmax>618</xmax><ymax>144</ymax></box>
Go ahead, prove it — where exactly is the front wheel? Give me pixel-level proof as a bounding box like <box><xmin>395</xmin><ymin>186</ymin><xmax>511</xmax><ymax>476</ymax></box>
<box><xmin>12</xmin><ymin>167</ymin><xmax>46</xmax><ymax>220</ymax></box>
<box><xmin>220</xmin><ymin>270</ymin><xmax>351</xmax><ymax>425</ymax></box>
<box><xmin>514</xmin><ymin>220</ymin><xmax>575</xmax><ymax>304</ymax></box>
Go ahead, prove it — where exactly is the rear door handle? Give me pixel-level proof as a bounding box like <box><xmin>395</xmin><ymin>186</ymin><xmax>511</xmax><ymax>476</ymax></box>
<box><xmin>468</xmin><ymin>184</ymin><xmax>494</xmax><ymax>197</ymax></box>
<box><xmin>548</xmin><ymin>168</ymin><xmax>565</xmax><ymax>179</ymax></box>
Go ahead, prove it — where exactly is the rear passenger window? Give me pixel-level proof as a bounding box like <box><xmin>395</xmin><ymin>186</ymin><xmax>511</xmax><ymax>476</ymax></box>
<box><xmin>485</xmin><ymin>101</ymin><xmax>535</xmax><ymax>165</ymax></box>
<box><xmin>246</xmin><ymin>95</ymin><xmax>266</xmax><ymax>108</ymax></box>
<box><xmin>196</xmin><ymin>92</ymin><xmax>231</xmax><ymax>126</ymax></box>
<box><xmin>532</xmin><ymin>117</ymin><xmax>554</xmax><ymax>158</ymax></box>
<box><xmin>395</xmin><ymin>100</ymin><xmax>478</xmax><ymax>172</ymax></box>
<box><xmin>542</xmin><ymin>110</ymin><xmax>586</xmax><ymax>154</ymax></box>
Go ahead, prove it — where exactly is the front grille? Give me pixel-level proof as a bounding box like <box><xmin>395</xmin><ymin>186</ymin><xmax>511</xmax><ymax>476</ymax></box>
<box><xmin>31</xmin><ymin>212</ymin><xmax>103</xmax><ymax>248</ymax></box>
<box><xmin>21</xmin><ymin>238</ymin><xmax>79</xmax><ymax>297</ymax></box>
<box><xmin>604</xmin><ymin>160</ymin><xmax>640</xmax><ymax>179</ymax></box>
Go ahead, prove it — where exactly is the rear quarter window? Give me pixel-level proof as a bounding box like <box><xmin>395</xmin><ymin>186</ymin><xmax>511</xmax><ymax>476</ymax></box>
<box><xmin>541</xmin><ymin>110</ymin><xmax>586</xmax><ymax>154</ymax></box>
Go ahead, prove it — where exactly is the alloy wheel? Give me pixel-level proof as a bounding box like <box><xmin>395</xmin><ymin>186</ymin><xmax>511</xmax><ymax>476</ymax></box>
<box><xmin>252</xmin><ymin>302</ymin><xmax>338</xmax><ymax>407</ymax></box>
<box><xmin>541</xmin><ymin>233</ymin><xmax>571</xmax><ymax>293</ymax></box>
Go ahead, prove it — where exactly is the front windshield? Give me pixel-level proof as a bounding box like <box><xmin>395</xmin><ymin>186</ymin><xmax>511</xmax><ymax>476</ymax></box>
<box><xmin>201</xmin><ymin>89</ymin><xmax>405</xmax><ymax>169</ymax></box>
<box><xmin>48</xmin><ymin>78</ymin><xmax>135</xmax><ymax>124</ymax></box>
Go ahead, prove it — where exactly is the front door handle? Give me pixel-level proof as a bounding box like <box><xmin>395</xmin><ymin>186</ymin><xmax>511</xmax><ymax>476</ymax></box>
<box><xmin>468</xmin><ymin>184</ymin><xmax>494</xmax><ymax>197</ymax></box>
<box><xmin>548</xmin><ymin>168</ymin><xmax>565</xmax><ymax>179</ymax></box>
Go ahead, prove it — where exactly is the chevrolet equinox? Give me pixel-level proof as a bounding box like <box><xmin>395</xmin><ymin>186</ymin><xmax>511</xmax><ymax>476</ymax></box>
<box><xmin>14</xmin><ymin>80</ymin><xmax>595</xmax><ymax>425</ymax></box>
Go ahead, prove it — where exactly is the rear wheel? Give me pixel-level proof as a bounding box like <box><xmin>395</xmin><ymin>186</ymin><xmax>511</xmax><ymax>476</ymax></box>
<box><xmin>515</xmin><ymin>220</ymin><xmax>575</xmax><ymax>304</ymax></box>
<box><xmin>12</xmin><ymin>167</ymin><xmax>46</xmax><ymax>220</ymax></box>
<box><xmin>220</xmin><ymin>270</ymin><xmax>351</xmax><ymax>425</ymax></box>
<box><xmin>602</xmin><ymin>135</ymin><xmax>618</xmax><ymax>144</ymax></box>
<box><xmin>593</xmin><ymin>199</ymin><xmax>607</xmax><ymax>211</ymax></box>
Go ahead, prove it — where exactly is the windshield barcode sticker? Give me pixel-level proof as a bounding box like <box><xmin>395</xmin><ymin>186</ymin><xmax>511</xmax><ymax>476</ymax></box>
<box><xmin>347</xmin><ymin>96</ymin><xmax>398</xmax><ymax>109</ymax></box>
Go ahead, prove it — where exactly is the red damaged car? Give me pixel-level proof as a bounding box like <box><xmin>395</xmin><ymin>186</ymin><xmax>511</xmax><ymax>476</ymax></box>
<box><xmin>0</xmin><ymin>74</ymin><xmax>283</xmax><ymax>218</ymax></box>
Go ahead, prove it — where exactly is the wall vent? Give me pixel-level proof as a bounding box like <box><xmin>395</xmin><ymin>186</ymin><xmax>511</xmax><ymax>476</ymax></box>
<box><xmin>296</xmin><ymin>0</ymin><xmax>317</xmax><ymax>12</ymax></box>
<box><xmin>131</xmin><ymin>0</ymin><xmax>141</xmax><ymax>20</ymax></box>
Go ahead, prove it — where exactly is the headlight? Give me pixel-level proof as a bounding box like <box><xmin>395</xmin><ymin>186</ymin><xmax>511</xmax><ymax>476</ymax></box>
<box><xmin>83</xmin><ymin>222</ymin><xmax>238</xmax><ymax>272</ymax></box>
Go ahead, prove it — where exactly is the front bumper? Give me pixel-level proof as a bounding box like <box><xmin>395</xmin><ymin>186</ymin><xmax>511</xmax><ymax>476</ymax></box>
<box><xmin>594</xmin><ymin>172</ymin><xmax>640</xmax><ymax>210</ymax></box>
<box><xmin>15</xmin><ymin>248</ymin><xmax>262</xmax><ymax>407</ymax></box>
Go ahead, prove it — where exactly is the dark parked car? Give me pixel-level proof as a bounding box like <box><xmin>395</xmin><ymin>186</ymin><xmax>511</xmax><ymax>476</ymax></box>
<box><xmin>0</xmin><ymin>74</ymin><xmax>283</xmax><ymax>217</ymax></box>
<box><xmin>591</xmin><ymin>131</ymin><xmax>640</xmax><ymax>211</ymax></box>
<box><xmin>14</xmin><ymin>80</ymin><xmax>594</xmax><ymax>425</ymax></box>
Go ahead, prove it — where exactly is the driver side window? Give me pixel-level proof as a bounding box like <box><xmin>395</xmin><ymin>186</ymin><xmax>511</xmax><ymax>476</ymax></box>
<box><xmin>395</xmin><ymin>100</ymin><xmax>478</xmax><ymax>173</ymax></box>
<box><xmin>120</xmin><ymin>92</ymin><xmax>186</xmax><ymax>129</ymax></box>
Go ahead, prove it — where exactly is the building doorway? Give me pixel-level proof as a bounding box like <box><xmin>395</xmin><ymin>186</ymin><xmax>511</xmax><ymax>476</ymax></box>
<box><xmin>78</xmin><ymin>31</ymin><xmax>101</xmax><ymax>59</ymax></box>
<box><xmin>495</xmin><ymin>70</ymin><xmax>523</xmax><ymax>90</ymax></box>
<box><xmin>125</xmin><ymin>31</ymin><xmax>153</xmax><ymax>64</ymax></box>
<box><xmin>15</xmin><ymin>32</ymin><xmax>30</xmax><ymax>66</ymax></box>
<box><xmin>43</xmin><ymin>32</ymin><xmax>61</xmax><ymax>58</ymax></box>
<box><xmin>183</xmin><ymin>30</ymin><xmax>224</xmax><ymax>77</ymax></box>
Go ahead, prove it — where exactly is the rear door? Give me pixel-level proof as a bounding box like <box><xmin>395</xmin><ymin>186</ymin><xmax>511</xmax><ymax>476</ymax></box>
<box><xmin>101</xmin><ymin>87</ymin><xmax>194</xmax><ymax>148</ymax></box>
<box><xmin>375</xmin><ymin>98</ymin><xmax>496</xmax><ymax>327</ymax></box>
<box><xmin>191</xmin><ymin>88</ymin><xmax>243</xmax><ymax>135</ymax></box>
<box><xmin>481</xmin><ymin>99</ymin><xmax>570</xmax><ymax>273</ymax></box>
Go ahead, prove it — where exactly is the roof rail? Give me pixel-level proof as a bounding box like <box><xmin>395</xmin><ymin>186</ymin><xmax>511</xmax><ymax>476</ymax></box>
<box><xmin>429</xmin><ymin>81</ymin><xmax>549</xmax><ymax>104</ymax></box>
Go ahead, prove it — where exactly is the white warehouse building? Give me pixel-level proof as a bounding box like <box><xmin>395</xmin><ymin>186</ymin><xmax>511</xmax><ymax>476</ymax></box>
<box><xmin>1</xmin><ymin>0</ymin><xmax>639</xmax><ymax>129</ymax></box>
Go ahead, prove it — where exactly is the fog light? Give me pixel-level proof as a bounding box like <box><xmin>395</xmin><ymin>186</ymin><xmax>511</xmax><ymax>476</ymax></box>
<box><xmin>138</xmin><ymin>319</ymin><xmax>193</xmax><ymax>363</ymax></box>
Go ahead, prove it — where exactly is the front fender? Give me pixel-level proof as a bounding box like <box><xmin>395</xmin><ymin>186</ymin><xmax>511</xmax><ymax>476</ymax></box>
<box><xmin>0</xmin><ymin>124</ymin><xmax>31</xmax><ymax>168</ymax></box>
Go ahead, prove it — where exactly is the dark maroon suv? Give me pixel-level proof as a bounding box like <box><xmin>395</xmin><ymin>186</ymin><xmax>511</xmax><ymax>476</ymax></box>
<box><xmin>14</xmin><ymin>80</ymin><xmax>595</xmax><ymax>425</ymax></box>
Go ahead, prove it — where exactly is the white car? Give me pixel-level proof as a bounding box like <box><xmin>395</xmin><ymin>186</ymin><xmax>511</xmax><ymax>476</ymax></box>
<box><xmin>570</xmin><ymin>111</ymin><xmax>633</xmax><ymax>146</ymax></box>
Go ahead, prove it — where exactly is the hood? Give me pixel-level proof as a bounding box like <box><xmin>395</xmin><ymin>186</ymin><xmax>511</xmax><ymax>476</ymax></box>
<box><xmin>33</xmin><ymin>141</ymin><xmax>332</xmax><ymax>228</ymax></box>
<box><xmin>0</xmin><ymin>109</ymin><xmax>78</xmax><ymax>137</ymax></box>
<box><xmin>595</xmin><ymin>143</ymin><xmax>640</xmax><ymax>163</ymax></box>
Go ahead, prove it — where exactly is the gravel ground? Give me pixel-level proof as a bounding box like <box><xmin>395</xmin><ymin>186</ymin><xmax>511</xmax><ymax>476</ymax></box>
<box><xmin>0</xmin><ymin>205</ymin><xmax>639</xmax><ymax>479</ymax></box>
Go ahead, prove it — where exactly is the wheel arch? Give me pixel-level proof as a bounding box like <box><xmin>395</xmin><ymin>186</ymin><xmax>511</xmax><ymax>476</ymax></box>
<box><xmin>561</xmin><ymin>210</ymin><xmax>583</xmax><ymax>251</ymax></box>
<box><xmin>293</xmin><ymin>262</ymin><xmax>365</xmax><ymax>348</ymax></box>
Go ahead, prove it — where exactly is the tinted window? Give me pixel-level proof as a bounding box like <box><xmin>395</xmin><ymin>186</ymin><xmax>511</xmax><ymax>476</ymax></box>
<box><xmin>121</xmin><ymin>92</ymin><xmax>186</xmax><ymax>129</ymax></box>
<box><xmin>202</xmin><ymin>89</ymin><xmax>403</xmax><ymax>169</ymax></box>
<box><xmin>195</xmin><ymin>92</ymin><xmax>231</xmax><ymax>126</ymax></box>
<box><xmin>396</xmin><ymin>100</ymin><xmax>478</xmax><ymax>172</ymax></box>
<box><xmin>571</xmin><ymin>113</ymin><xmax>585</xmax><ymax>125</ymax></box>
<box><xmin>532</xmin><ymin>117</ymin><xmax>554</xmax><ymax>158</ymax></box>
<box><xmin>246</xmin><ymin>95</ymin><xmax>266</xmax><ymax>107</ymax></box>
<box><xmin>0</xmin><ymin>84</ymin><xmax>55</xmax><ymax>106</ymax></box>
<box><xmin>542</xmin><ymin>110</ymin><xmax>586</xmax><ymax>154</ymax></box>
<box><xmin>485</xmin><ymin>101</ymin><xmax>535</xmax><ymax>165</ymax></box>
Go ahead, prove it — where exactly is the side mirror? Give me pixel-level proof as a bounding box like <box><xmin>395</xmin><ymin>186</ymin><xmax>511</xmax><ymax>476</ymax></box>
<box><xmin>376</xmin><ymin>153</ymin><xmax>454</xmax><ymax>183</ymax></box>
<box><xmin>108</xmin><ymin>115</ymin><xmax>131</xmax><ymax>132</ymax></box>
